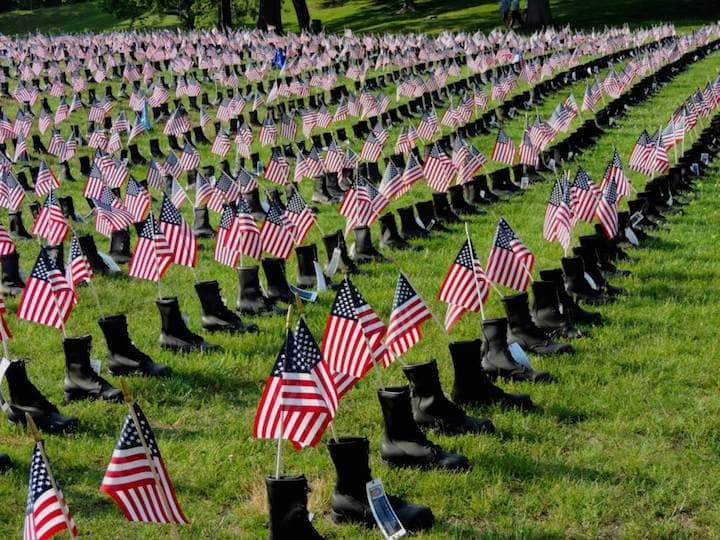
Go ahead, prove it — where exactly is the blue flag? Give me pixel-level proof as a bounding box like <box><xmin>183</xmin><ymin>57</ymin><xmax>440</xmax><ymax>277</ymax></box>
<box><xmin>272</xmin><ymin>48</ymin><xmax>286</xmax><ymax>70</ymax></box>
<box><xmin>140</xmin><ymin>99</ymin><xmax>151</xmax><ymax>130</ymax></box>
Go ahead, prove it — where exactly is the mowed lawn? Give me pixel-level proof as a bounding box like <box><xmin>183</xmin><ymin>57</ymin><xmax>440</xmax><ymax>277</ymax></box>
<box><xmin>0</xmin><ymin>6</ymin><xmax>719</xmax><ymax>539</ymax></box>
<box><xmin>0</xmin><ymin>0</ymin><xmax>718</xmax><ymax>36</ymax></box>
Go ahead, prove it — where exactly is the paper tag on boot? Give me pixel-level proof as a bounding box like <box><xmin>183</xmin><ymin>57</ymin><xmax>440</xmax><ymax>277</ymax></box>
<box><xmin>701</xmin><ymin>152</ymin><xmax>710</xmax><ymax>165</ymax></box>
<box><xmin>313</xmin><ymin>261</ymin><xmax>327</xmax><ymax>292</ymax></box>
<box><xmin>366</xmin><ymin>479</ymin><xmax>407</xmax><ymax>540</ymax></box>
<box><xmin>508</xmin><ymin>342</ymin><xmax>533</xmax><ymax>369</ymax></box>
<box><xmin>548</xmin><ymin>158</ymin><xmax>556</xmax><ymax>172</ymax></box>
<box><xmin>690</xmin><ymin>163</ymin><xmax>700</xmax><ymax>175</ymax></box>
<box><xmin>90</xmin><ymin>359</ymin><xmax>102</xmax><ymax>375</ymax></box>
<box><xmin>348</xmin><ymin>242</ymin><xmax>356</xmax><ymax>259</ymax></box>
<box><xmin>584</xmin><ymin>272</ymin><xmax>599</xmax><ymax>290</ymax></box>
<box><xmin>414</xmin><ymin>215</ymin><xmax>427</xmax><ymax>229</ymax></box>
<box><xmin>520</xmin><ymin>176</ymin><xmax>530</xmax><ymax>189</ymax></box>
<box><xmin>630</xmin><ymin>212</ymin><xmax>644</xmax><ymax>227</ymax></box>
<box><xmin>326</xmin><ymin>247</ymin><xmax>341</xmax><ymax>277</ymax></box>
<box><xmin>181</xmin><ymin>312</ymin><xmax>191</xmax><ymax>326</ymax></box>
<box><xmin>624</xmin><ymin>227</ymin><xmax>639</xmax><ymax>246</ymax></box>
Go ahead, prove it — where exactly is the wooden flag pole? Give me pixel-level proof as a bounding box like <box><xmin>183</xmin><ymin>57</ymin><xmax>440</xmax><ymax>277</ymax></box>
<box><xmin>275</xmin><ymin>305</ymin><xmax>294</xmax><ymax>479</ymax></box>
<box><xmin>120</xmin><ymin>381</ymin><xmax>181</xmax><ymax>535</ymax></box>
<box><xmin>25</xmin><ymin>415</ymin><xmax>78</xmax><ymax>540</ymax></box>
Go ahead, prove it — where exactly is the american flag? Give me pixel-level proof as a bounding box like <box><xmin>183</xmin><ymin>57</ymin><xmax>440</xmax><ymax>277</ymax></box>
<box><xmin>34</xmin><ymin>160</ymin><xmax>60</xmax><ymax>197</ymax></box>
<box><xmin>259</xmin><ymin>116</ymin><xmax>278</xmax><ymax>147</ymax></box>
<box><xmin>582</xmin><ymin>82</ymin><xmax>601</xmax><ymax>112</ymax></box>
<box><xmin>322</xmin><ymin>278</ymin><xmax>388</xmax><ymax>383</ymax></box>
<box><xmin>66</xmin><ymin>234</ymin><xmax>92</xmax><ymax>288</ymax></box>
<box><xmin>92</xmin><ymin>187</ymin><xmax>134</xmax><ymax>238</ymax></box>
<box><xmin>208</xmin><ymin>171</ymin><xmax>240</xmax><ymax>213</ymax></box>
<box><xmin>163</xmin><ymin>152</ymin><xmax>183</xmax><ymax>180</ymax></box>
<box><xmin>178</xmin><ymin>143</ymin><xmax>200</xmax><ymax>171</ymax></box>
<box><xmin>124</xmin><ymin>178</ymin><xmax>151</xmax><ymax>222</ymax></box>
<box><xmin>18</xmin><ymin>248</ymin><xmax>75</xmax><ymax>330</ymax></box>
<box><xmin>23</xmin><ymin>442</ymin><xmax>77</xmax><ymax>540</ymax></box>
<box><xmin>456</xmin><ymin>144</ymin><xmax>487</xmax><ymax>185</ymax></box>
<box><xmin>253</xmin><ymin>317</ymin><xmax>338</xmax><ymax>449</ymax></box>
<box><xmin>167</xmin><ymin>176</ymin><xmax>188</xmax><ymax>209</ymax></box>
<box><xmin>378</xmin><ymin>160</ymin><xmax>403</xmax><ymax>200</ymax></box>
<box><xmin>518</xmin><ymin>131</ymin><xmax>539</xmax><ymax>168</ymax></box>
<box><xmin>595</xmin><ymin>178</ymin><xmax>618</xmax><ymax>240</ymax></box>
<box><xmin>47</xmin><ymin>130</ymin><xmax>66</xmax><ymax>158</ymax></box>
<box><xmin>423</xmin><ymin>143</ymin><xmax>455</xmax><ymax>193</ymax></box>
<box><xmin>31</xmin><ymin>191</ymin><xmax>68</xmax><ymax>246</ymax></box>
<box><xmin>284</xmin><ymin>190</ymin><xmax>316</xmax><ymax>245</ymax></box>
<box><xmin>260</xmin><ymin>201</ymin><xmax>295</xmax><ymax>260</ymax></box>
<box><xmin>0</xmin><ymin>170</ymin><xmax>25</xmax><ymax>212</ymax></box>
<box><xmin>486</xmin><ymin>218</ymin><xmax>535</xmax><ymax>292</ymax></box>
<box><xmin>438</xmin><ymin>239</ymin><xmax>489</xmax><ymax>332</ymax></box>
<box><xmin>127</xmin><ymin>114</ymin><xmax>145</xmax><ymax>144</ymax></box>
<box><xmin>159</xmin><ymin>194</ymin><xmax>198</xmax><ymax>268</ymax></box>
<box><xmin>38</xmin><ymin>110</ymin><xmax>51</xmax><ymax>134</ymax></box>
<box><xmin>199</xmin><ymin>107</ymin><xmax>211</xmax><ymax>129</ymax></box>
<box><xmin>491</xmin><ymin>129</ymin><xmax>516</xmax><ymax>165</ymax></box>
<box><xmin>214</xmin><ymin>205</ymin><xmax>241</xmax><ymax>267</ymax></box>
<box><xmin>628</xmin><ymin>131</ymin><xmax>654</xmax><ymax>175</ymax></box>
<box><xmin>601</xmin><ymin>150</ymin><xmax>631</xmax><ymax>200</ymax></box>
<box><xmin>385</xmin><ymin>272</ymin><xmax>432</xmax><ymax>364</ymax></box>
<box><xmin>543</xmin><ymin>177</ymin><xmax>573</xmax><ymax>251</ymax></box>
<box><xmin>194</xmin><ymin>173</ymin><xmax>213</xmax><ymax>207</ymax></box>
<box><xmin>0</xmin><ymin>224</ymin><xmax>15</xmax><ymax>256</ymax></box>
<box><xmin>100</xmin><ymin>402</ymin><xmax>188</xmax><ymax>524</ymax></box>
<box><xmin>234</xmin><ymin>196</ymin><xmax>263</xmax><ymax>260</ymax></box>
<box><xmin>211</xmin><ymin>130</ymin><xmax>231</xmax><ymax>157</ymax></box>
<box><xmin>128</xmin><ymin>213</ymin><xmax>173</xmax><ymax>282</ymax></box>
<box><xmin>401</xmin><ymin>152</ymin><xmax>424</xmax><ymax>193</ymax></box>
<box><xmin>416</xmin><ymin>109</ymin><xmax>438</xmax><ymax>140</ymax></box>
<box><xmin>339</xmin><ymin>179</ymin><xmax>372</xmax><ymax>231</ymax></box>
<box><xmin>571</xmin><ymin>167</ymin><xmax>601</xmax><ymax>224</ymax></box>
<box><xmin>280</xmin><ymin>113</ymin><xmax>297</xmax><ymax>140</ymax></box>
<box><xmin>264</xmin><ymin>149</ymin><xmax>290</xmax><ymax>185</ymax></box>
<box><xmin>360</xmin><ymin>131</ymin><xmax>383</xmax><ymax>162</ymax></box>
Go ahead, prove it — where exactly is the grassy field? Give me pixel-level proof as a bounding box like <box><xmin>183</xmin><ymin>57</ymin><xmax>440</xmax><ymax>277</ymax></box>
<box><xmin>0</xmin><ymin>5</ymin><xmax>719</xmax><ymax>539</ymax></box>
<box><xmin>0</xmin><ymin>0</ymin><xmax>718</xmax><ymax>36</ymax></box>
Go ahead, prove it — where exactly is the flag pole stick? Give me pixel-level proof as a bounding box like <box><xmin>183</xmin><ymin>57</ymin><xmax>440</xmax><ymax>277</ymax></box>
<box><xmin>275</xmin><ymin>305</ymin><xmax>293</xmax><ymax>480</ymax></box>
<box><xmin>120</xmin><ymin>381</ymin><xmax>181</xmax><ymax>537</ymax></box>
<box><xmin>464</xmin><ymin>223</ymin><xmax>486</xmax><ymax>321</ymax></box>
<box><xmin>25</xmin><ymin>415</ymin><xmax>78</xmax><ymax>540</ymax></box>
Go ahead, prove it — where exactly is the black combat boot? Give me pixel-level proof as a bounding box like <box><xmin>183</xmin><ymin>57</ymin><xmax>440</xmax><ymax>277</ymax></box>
<box><xmin>149</xmin><ymin>138</ymin><xmax>165</xmax><ymax>158</ymax></box>
<box><xmin>245</xmin><ymin>188</ymin><xmax>266</xmax><ymax>219</ymax></box>
<box><xmin>78</xmin><ymin>234</ymin><xmax>114</xmax><ymax>274</ymax></box>
<box><xmin>311</xmin><ymin>175</ymin><xmax>333</xmax><ymax>204</ymax></box>
<box><xmin>415</xmin><ymin>200</ymin><xmax>447</xmax><ymax>232</ymax></box>
<box><xmin>490</xmin><ymin>168</ymin><xmax>521</xmax><ymax>197</ymax></box>
<box><xmin>377</xmin><ymin>386</ymin><xmax>470</xmax><ymax>471</ymax></box>
<box><xmin>397</xmin><ymin>206</ymin><xmax>429</xmax><ymax>239</ymax></box>
<box><xmin>0</xmin><ymin>453</ymin><xmax>11</xmax><ymax>472</ymax></box>
<box><xmin>352</xmin><ymin>226</ymin><xmax>384</xmax><ymax>263</ymax></box>
<box><xmin>58</xmin><ymin>196</ymin><xmax>80</xmax><ymax>222</ymax></box>
<box><xmin>63</xmin><ymin>335</ymin><xmax>122</xmax><ymax>403</ymax></box>
<box><xmin>156</xmin><ymin>297</ymin><xmax>221</xmax><ymax>352</ymax></box>
<box><xmin>379</xmin><ymin>212</ymin><xmax>411</xmax><ymax>250</ymax></box>
<box><xmin>2</xmin><ymin>359</ymin><xmax>79</xmax><ymax>434</ymax></box>
<box><xmin>59</xmin><ymin>161</ymin><xmax>75</xmax><ymax>183</ymax></box>
<box><xmin>539</xmin><ymin>269</ymin><xmax>602</xmax><ymax>325</ymax></box>
<box><xmin>448</xmin><ymin>184</ymin><xmax>477</xmax><ymax>215</ymax></box>
<box><xmin>572</xmin><ymin>247</ymin><xmax>625</xmax><ymax>299</ymax></box>
<box><xmin>98</xmin><ymin>314</ymin><xmax>171</xmax><ymax>377</ymax></box>
<box><xmin>236</xmin><ymin>266</ymin><xmax>284</xmax><ymax>316</ymax></box>
<box><xmin>193</xmin><ymin>125</ymin><xmax>209</xmax><ymax>144</ymax></box>
<box><xmin>1</xmin><ymin>252</ymin><xmax>25</xmax><ymax>295</ymax></box>
<box><xmin>402</xmin><ymin>360</ymin><xmax>494</xmax><ymax>434</ymax></box>
<box><xmin>449</xmin><ymin>340</ymin><xmax>533</xmax><ymax>409</ymax></box>
<box><xmin>579</xmin><ymin>234</ymin><xmax>630</xmax><ymax>277</ymax></box>
<box><xmin>502</xmin><ymin>293</ymin><xmax>573</xmax><ymax>355</ymax></box>
<box><xmin>328</xmin><ymin>436</ymin><xmax>434</xmax><ymax>530</ymax></box>
<box><xmin>561</xmin><ymin>256</ymin><xmax>607</xmax><ymax>305</ymax></box>
<box><xmin>128</xmin><ymin>143</ymin><xmax>147</xmax><ymax>165</ymax></box>
<box><xmin>295</xmin><ymin>245</ymin><xmax>320</xmax><ymax>289</ymax></box>
<box><xmin>192</xmin><ymin>206</ymin><xmax>215</xmax><ymax>238</ymax></box>
<box><xmin>322</xmin><ymin>230</ymin><xmax>359</xmax><ymax>275</ymax></box>
<box><xmin>195</xmin><ymin>280</ymin><xmax>258</xmax><ymax>333</ymax></box>
<box><xmin>9</xmin><ymin>210</ymin><xmax>32</xmax><ymax>240</ymax></box>
<box><xmin>481</xmin><ymin>319</ymin><xmax>553</xmax><ymax>382</ymax></box>
<box><xmin>431</xmin><ymin>192</ymin><xmax>461</xmax><ymax>224</ymax></box>
<box><xmin>109</xmin><ymin>229</ymin><xmax>131</xmax><ymax>264</ymax></box>
<box><xmin>266</xmin><ymin>475</ymin><xmax>324</xmax><ymax>540</ymax></box>
<box><xmin>262</xmin><ymin>257</ymin><xmax>295</xmax><ymax>303</ymax></box>
<box><xmin>531</xmin><ymin>280</ymin><xmax>581</xmax><ymax>338</ymax></box>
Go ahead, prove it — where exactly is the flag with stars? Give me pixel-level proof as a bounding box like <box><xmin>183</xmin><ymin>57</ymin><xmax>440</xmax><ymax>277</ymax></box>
<box><xmin>486</xmin><ymin>218</ymin><xmax>535</xmax><ymax>292</ymax></box>
<box><xmin>284</xmin><ymin>190</ymin><xmax>316</xmax><ymax>245</ymax></box>
<box><xmin>100</xmin><ymin>402</ymin><xmax>188</xmax><ymax>524</ymax></box>
<box><xmin>124</xmin><ymin>178</ymin><xmax>151</xmax><ymax>223</ymax></box>
<box><xmin>570</xmin><ymin>167</ymin><xmax>601</xmax><ymax>224</ymax></box>
<box><xmin>385</xmin><ymin>273</ymin><xmax>433</xmax><ymax>363</ymax></box>
<box><xmin>66</xmin><ymin>234</ymin><xmax>92</xmax><ymax>289</ymax></box>
<box><xmin>491</xmin><ymin>128</ymin><xmax>516</xmax><ymax>165</ymax></box>
<box><xmin>18</xmin><ymin>247</ymin><xmax>75</xmax><ymax>330</ymax></box>
<box><xmin>254</xmin><ymin>318</ymin><xmax>339</xmax><ymax>449</ymax></box>
<box><xmin>159</xmin><ymin>194</ymin><xmax>197</xmax><ymax>268</ymax></box>
<box><xmin>260</xmin><ymin>201</ymin><xmax>295</xmax><ymax>260</ymax></box>
<box><xmin>31</xmin><ymin>191</ymin><xmax>68</xmax><ymax>246</ymax></box>
<box><xmin>128</xmin><ymin>214</ymin><xmax>173</xmax><ymax>282</ymax></box>
<box><xmin>595</xmin><ymin>178</ymin><xmax>619</xmax><ymax>240</ymax></box>
<box><xmin>438</xmin><ymin>239</ymin><xmax>490</xmax><ymax>331</ymax></box>
<box><xmin>23</xmin><ymin>442</ymin><xmax>78</xmax><ymax>540</ymax></box>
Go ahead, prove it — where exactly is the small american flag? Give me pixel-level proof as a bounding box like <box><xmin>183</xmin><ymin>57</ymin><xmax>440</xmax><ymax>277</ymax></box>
<box><xmin>0</xmin><ymin>223</ymin><xmax>15</xmax><ymax>256</ymax></box>
<box><xmin>100</xmin><ymin>402</ymin><xmax>188</xmax><ymax>524</ymax></box>
<box><xmin>360</xmin><ymin>131</ymin><xmax>383</xmax><ymax>162</ymax></box>
<box><xmin>486</xmin><ymin>218</ymin><xmax>535</xmax><ymax>292</ymax></box>
<box><xmin>378</xmin><ymin>160</ymin><xmax>403</xmax><ymax>200</ymax></box>
<box><xmin>543</xmin><ymin>177</ymin><xmax>573</xmax><ymax>251</ymax></box>
<box><xmin>128</xmin><ymin>214</ymin><xmax>173</xmax><ymax>282</ymax></box>
<box><xmin>571</xmin><ymin>167</ymin><xmax>601</xmax><ymax>224</ymax></box>
<box><xmin>34</xmin><ymin>160</ymin><xmax>61</xmax><ymax>197</ymax></box>
<box><xmin>601</xmin><ymin>150</ymin><xmax>631</xmax><ymax>200</ymax></box>
<box><xmin>423</xmin><ymin>143</ymin><xmax>455</xmax><ymax>193</ymax></box>
<box><xmin>260</xmin><ymin>201</ymin><xmax>295</xmax><ymax>260</ymax></box>
<box><xmin>23</xmin><ymin>442</ymin><xmax>78</xmax><ymax>540</ymax></box>
<box><xmin>234</xmin><ymin>196</ymin><xmax>263</xmax><ymax>260</ymax></box>
<box><xmin>284</xmin><ymin>190</ymin><xmax>316</xmax><ymax>245</ymax></box>
<box><xmin>595</xmin><ymin>178</ymin><xmax>618</xmax><ymax>240</ymax></box>
<box><xmin>264</xmin><ymin>149</ymin><xmax>290</xmax><ymax>185</ymax></box>
<box><xmin>401</xmin><ymin>152</ymin><xmax>424</xmax><ymax>193</ymax></box>
<box><xmin>211</xmin><ymin>130</ymin><xmax>231</xmax><ymax>158</ymax></box>
<box><xmin>167</xmin><ymin>176</ymin><xmax>188</xmax><ymax>209</ymax></box>
<box><xmin>18</xmin><ymin>248</ymin><xmax>75</xmax><ymax>330</ymax></box>
<box><xmin>31</xmin><ymin>191</ymin><xmax>68</xmax><ymax>246</ymax></box>
<box><xmin>67</xmin><ymin>234</ymin><xmax>92</xmax><ymax>288</ymax></box>
<box><xmin>259</xmin><ymin>116</ymin><xmax>278</xmax><ymax>147</ymax></box>
<box><xmin>124</xmin><ymin>178</ymin><xmax>151</xmax><ymax>223</ymax></box>
<box><xmin>194</xmin><ymin>173</ymin><xmax>213</xmax><ymax>208</ymax></box>
<box><xmin>0</xmin><ymin>170</ymin><xmax>25</xmax><ymax>212</ymax></box>
<box><xmin>385</xmin><ymin>272</ymin><xmax>432</xmax><ymax>364</ymax></box>
<box><xmin>438</xmin><ymin>239</ymin><xmax>489</xmax><ymax>332</ymax></box>
<box><xmin>159</xmin><ymin>194</ymin><xmax>197</xmax><ymax>268</ymax></box>
<box><xmin>178</xmin><ymin>143</ymin><xmax>200</xmax><ymax>171</ymax></box>
<box><xmin>416</xmin><ymin>110</ymin><xmax>438</xmax><ymax>141</ymax></box>
<box><xmin>253</xmin><ymin>317</ymin><xmax>338</xmax><ymax>449</ymax></box>
<box><xmin>491</xmin><ymin>129</ymin><xmax>516</xmax><ymax>165</ymax></box>
<box><xmin>322</xmin><ymin>278</ymin><xmax>388</xmax><ymax>382</ymax></box>
<box><xmin>519</xmin><ymin>131</ymin><xmax>539</xmax><ymax>168</ymax></box>
<box><xmin>214</xmin><ymin>205</ymin><xmax>241</xmax><ymax>267</ymax></box>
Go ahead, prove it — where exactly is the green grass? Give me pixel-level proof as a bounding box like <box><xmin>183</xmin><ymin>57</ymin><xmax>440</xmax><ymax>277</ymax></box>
<box><xmin>0</xmin><ymin>32</ymin><xmax>718</xmax><ymax>538</ymax></box>
<box><xmin>1</xmin><ymin>0</ymin><xmax>718</xmax><ymax>36</ymax></box>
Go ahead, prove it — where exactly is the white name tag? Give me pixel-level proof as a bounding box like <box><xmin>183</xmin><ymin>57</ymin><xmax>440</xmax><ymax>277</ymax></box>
<box><xmin>366</xmin><ymin>479</ymin><xmax>407</xmax><ymax>540</ymax></box>
<box><xmin>625</xmin><ymin>227</ymin><xmax>639</xmax><ymax>246</ymax></box>
<box><xmin>508</xmin><ymin>342</ymin><xmax>533</xmax><ymax>369</ymax></box>
<box><xmin>584</xmin><ymin>272</ymin><xmax>599</xmax><ymax>290</ymax></box>
<box><xmin>630</xmin><ymin>211</ymin><xmax>644</xmax><ymax>227</ymax></box>
<box><xmin>520</xmin><ymin>176</ymin><xmax>529</xmax><ymax>189</ymax></box>
<box><xmin>91</xmin><ymin>359</ymin><xmax>102</xmax><ymax>375</ymax></box>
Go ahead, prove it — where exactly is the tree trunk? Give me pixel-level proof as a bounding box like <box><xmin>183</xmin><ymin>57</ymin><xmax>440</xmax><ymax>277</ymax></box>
<box><xmin>257</xmin><ymin>0</ymin><xmax>283</xmax><ymax>32</ymax></box>
<box><xmin>219</xmin><ymin>0</ymin><xmax>233</xmax><ymax>29</ymax></box>
<box><xmin>526</xmin><ymin>0</ymin><xmax>551</xmax><ymax>29</ymax></box>
<box><xmin>291</xmin><ymin>0</ymin><xmax>311</xmax><ymax>31</ymax></box>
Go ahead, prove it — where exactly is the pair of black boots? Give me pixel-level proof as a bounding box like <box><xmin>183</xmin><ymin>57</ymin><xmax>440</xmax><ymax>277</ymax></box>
<box><xmin>237</xmin><ymin>262</ymin><xmax>291</xmax><ymax>316</ymax></box>
<box><xmin>266</xmin><ymin>436</ymin><xmax>434</xmax><ymax>539</ymax></box>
